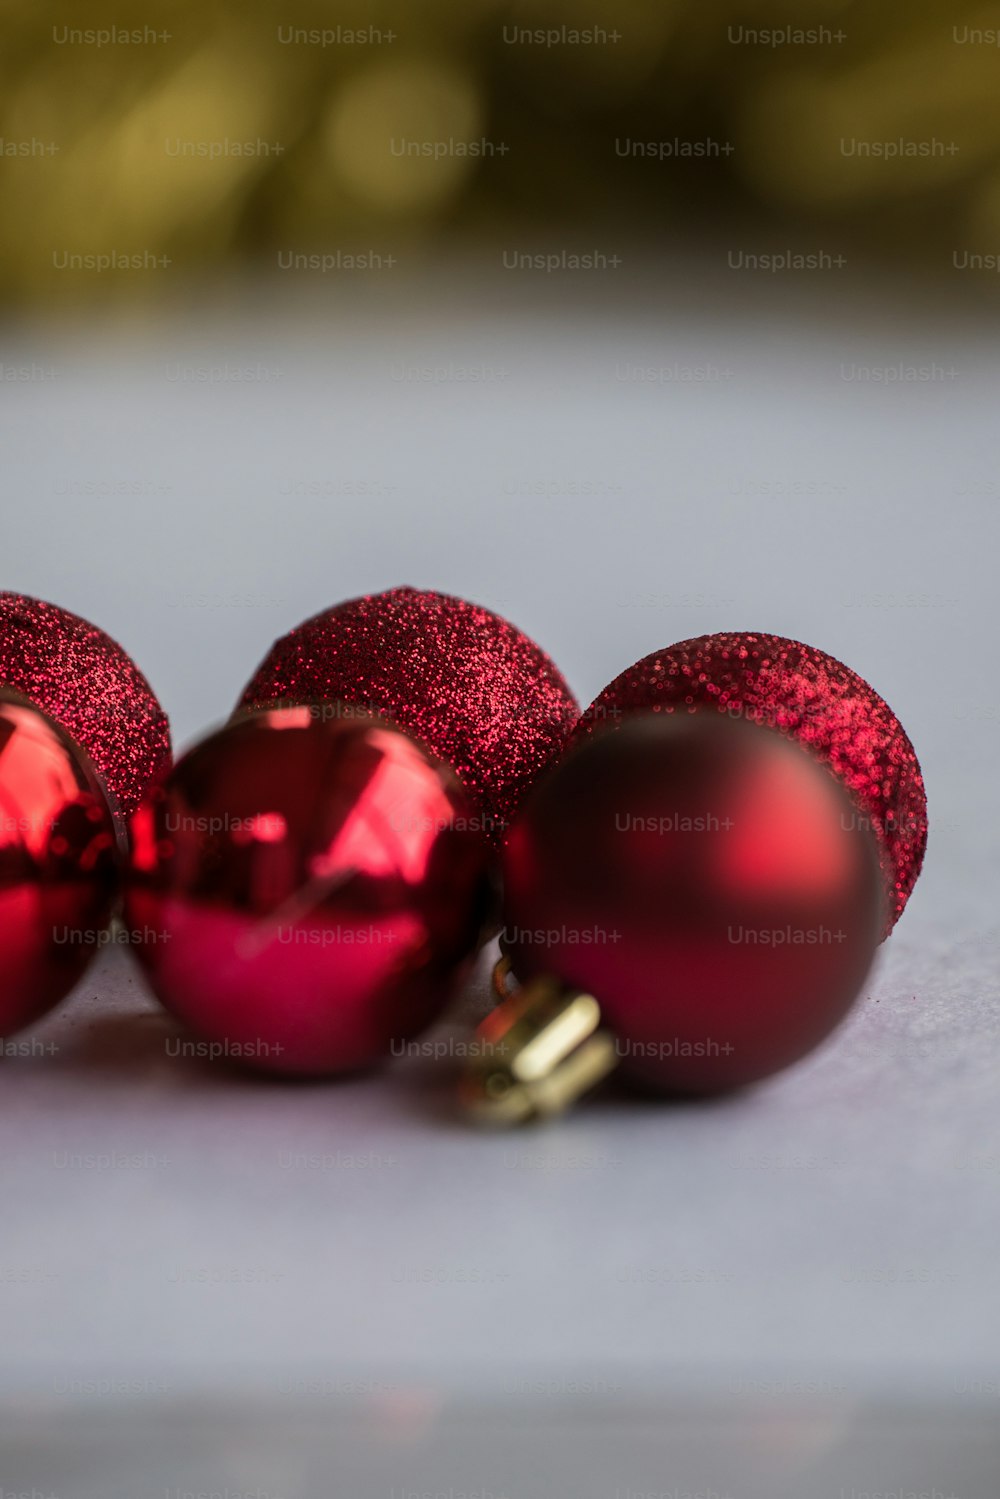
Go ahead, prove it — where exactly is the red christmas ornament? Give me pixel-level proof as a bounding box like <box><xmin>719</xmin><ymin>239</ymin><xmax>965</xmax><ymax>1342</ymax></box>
<box><xmin>0</xmin><ymin>593</ymin><xmax>171</xmax><ymax>822</ymax></box>
<box><xmin>0</xmin><ymin>694</ymin><xmax>119</xmax><ymax>1037</ymax></box>
<box><xmin>0</xmin><ymin>595</ymin><xmax>169</xmax><ymax>1037</ymax></box>
<box><xmin>236</xmin><ymin>587</ymin><xmax>578</xmax><ymax>843</ymax></box>
<box><xmin>126</xmin><ymin>709</ymin><xmax>493</xmax><ymax>1076</ymax></box>
<box><xmin>464</xmin><ymin>713</ymin><xmax>883</xmax><ymax>1116</ymax></box>
<box><xmin>581</xmin><ymin>632</ymin><xmax>926</xmax><ymax>934</ymax></box>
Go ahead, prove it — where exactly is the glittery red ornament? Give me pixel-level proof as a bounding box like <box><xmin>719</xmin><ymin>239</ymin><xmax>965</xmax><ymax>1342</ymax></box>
<box><xmin>126</xmin><ymin>708</ymin><xmax>493</xmax><ymax>1076</ymax></box>
<box><xmin>581</xmin><ymin>632</ymin><xmax>925</xmax><ymax>934</ymax></box>
<box><xmin>0</xmin><ymin>594</ymin><xmax>171</xmax><ymax>821</ymax></box>
<box><xmin>236</xmin><ymin>588</ymin><xmax>578</xmax><ymax>844</ymax></box>
<box><xmin>501</xmin><ymin>713</ymin><xmax>883</xmax><ymax>1097</ymax></box>
<box><xmin>0</xmin><ymin>693</ymin><xmax>119</xmax><ymax>1038</ymax></box>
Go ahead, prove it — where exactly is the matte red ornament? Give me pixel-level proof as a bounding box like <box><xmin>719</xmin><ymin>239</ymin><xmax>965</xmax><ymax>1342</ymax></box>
<box><xmin>581</xmin><ymin>632</ymin><xmax>925</xmax><ymax>934</ymax></box>
<box><xmin>500</xmin><ymin>713</ymin><xmax>883</xmax><ymax>1097</ymax></box>
<box><xmin>236</xmin><ymin>587</ymin><xmax>578</xmax><ymax>844</ymax></box>
<box><xmin>0</xmin><ymin>593</ymin><xmax>171</xmax><ymax>822</ymax></box>
<box><xmin>0</xmin><ymin>693</ymin><xmax>119</xmax><ymax>1038</ymax></box>
<box><xmin>126</xmin><ymin>708</ymin><xmax>493</xmax><ymax>1076</ymax></box>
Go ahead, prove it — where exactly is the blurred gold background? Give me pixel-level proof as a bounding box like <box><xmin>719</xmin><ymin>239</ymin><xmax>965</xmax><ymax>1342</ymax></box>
<box><xmin>4</xmin><ymin>0</ymin><xmax>1000</xmax><ymax>304</ymax></box>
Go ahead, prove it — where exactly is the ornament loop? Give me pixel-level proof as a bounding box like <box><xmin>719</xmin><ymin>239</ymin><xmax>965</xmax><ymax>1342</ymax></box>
<box><xmin>492</xmin><ymin>955</ymin><xmax>516</xmax><ymax>1002</ymax></box>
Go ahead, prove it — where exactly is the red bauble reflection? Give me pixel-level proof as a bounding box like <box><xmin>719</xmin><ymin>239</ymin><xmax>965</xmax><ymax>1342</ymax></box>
<box><xmin>125</xmin><ymin>709</ymin><xmax>493</xmax><ymax>1075</ymax></box>
<box><xmin>0</xmin><ymin>692</ymin><xmax>119</xmax><ymax>1038</ymax></box>
<box><xmin>502</xmin><ymin>714</ymin><xmax>883</xmax><ymax>1095</ymax></box>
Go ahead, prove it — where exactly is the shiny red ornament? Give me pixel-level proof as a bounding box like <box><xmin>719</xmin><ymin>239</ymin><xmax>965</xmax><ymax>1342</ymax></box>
<box><xmin>502</xmin><ymin>713</ymin><xmax>883</xmax><ymax>1096</ymax></box>
<box><xmin>581</xmin><ymin>632</ymin><xmax>925</xmax><ymax>934</ymax></box>
<box><xmin>236</xmin><ymin>587</ymin><xmax>578</xmax><ymax>844</ymax></box>
<box><xmin>126</xmin><ymin>709</ymin><xmax>493</xmax><ymax>1076</ymax></box>
<box><xmin>0</xmin><ymin>693</ymin><xmax>119</xmax><ymax>1038</ymax></box>
<box><xmin>0</xmin><ymin>593</ymin><xmax>171</xmax><ymax>822</ymax></box>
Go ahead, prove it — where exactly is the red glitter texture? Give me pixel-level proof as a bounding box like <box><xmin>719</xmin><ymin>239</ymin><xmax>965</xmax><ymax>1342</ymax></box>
<box><xmin>581</xmin><ymin>632</ymin><xmax>926</xmax><ymax>934</ymax></box>
<box><xmin>237</xmin><ymin>588</ymin><xmax>578</xmax><ymax>842</ymax></box>
<box><xmin>0</xmin><ymin>594</ymin><xmax>171</xmax><ymax>819</ymax></box>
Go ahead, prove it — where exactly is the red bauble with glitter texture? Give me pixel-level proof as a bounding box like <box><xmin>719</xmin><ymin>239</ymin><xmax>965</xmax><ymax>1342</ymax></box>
<box><xmin>502</xmin><ymin>713</ymin><xmax>884</xmax><ymax>1095</ymax></box>
<box><xmin>0</xmin><ymin>596</ymin><xmax>170</xmax><ymax>1037</ymax></box>
<box><xmin>0</xmin><ymin>594</ymin><xmax>171</xmax><ymax>822</ymax></box>
<box><xmin>581</xmin><ymin>632</ymin><xmax>926</xmax><ymax>934</ymax></box>
<box><xmin>236</xmin><ymin>587</ymin><xmax>578</xmax><ymax>844</ymax></box>
<box><xmin>126</xmin><ymin>709</ymin><xmax>493</xmax><ymax>1075</ymax></box>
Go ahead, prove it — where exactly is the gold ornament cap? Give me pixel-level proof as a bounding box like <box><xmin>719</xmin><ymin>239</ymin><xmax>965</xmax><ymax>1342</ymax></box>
<box><xmin>460</xmin><ymin>959</ymin><xmax>618</xmax><ymax>1125</ymax></box>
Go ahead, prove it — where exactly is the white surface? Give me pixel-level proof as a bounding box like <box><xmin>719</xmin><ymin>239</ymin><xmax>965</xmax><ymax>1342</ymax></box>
<box><xmin>3</xmin><ymin>924</ymin><xmax>1000</xmax><ymax>1404</ymax></box>
<box><xmin>2</xmin><ymin>259</ymin><xmax>999</xmax><ymax>1488</ymax></box>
